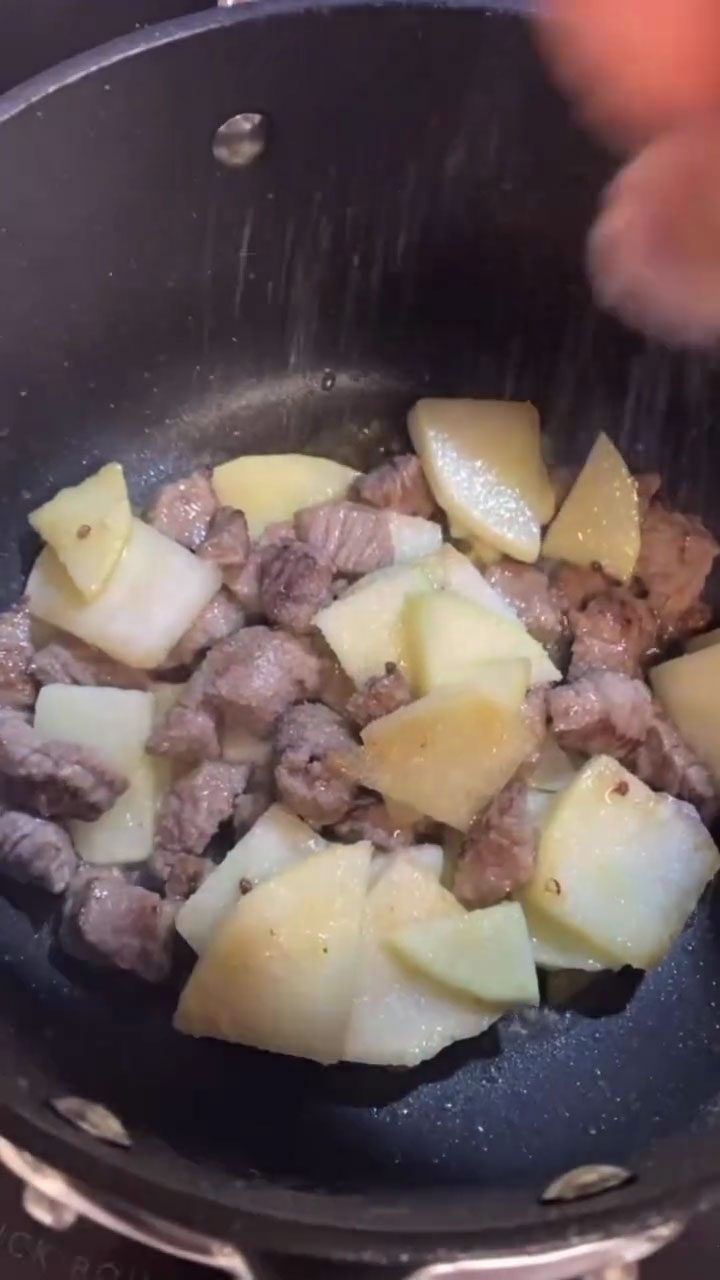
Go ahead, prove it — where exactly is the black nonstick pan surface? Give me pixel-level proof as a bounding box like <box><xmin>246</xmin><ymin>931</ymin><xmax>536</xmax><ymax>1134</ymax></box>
<box><xmin>2</xmin><ymin>0</ymin><xmax>720</xmax><ymax>1264</ymax></box>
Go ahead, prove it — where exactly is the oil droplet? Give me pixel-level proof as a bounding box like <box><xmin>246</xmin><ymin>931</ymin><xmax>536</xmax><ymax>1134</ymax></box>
<box><xmin>321</xmin><ymin>370</ymin><xmax>336</xmax><ymax>391</ymax></box>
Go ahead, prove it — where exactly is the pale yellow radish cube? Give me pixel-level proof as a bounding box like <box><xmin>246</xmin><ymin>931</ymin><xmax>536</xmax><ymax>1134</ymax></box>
<box><xmin>174</xmin><ymin>842</ymin><xmax>372</xmax><ymax>1062</ymax></box>
<box><xmin>420</xmin><ymin>544</ymin><xmax>518</xmax><ymax>619</ymax></box>
<box><xmin>176</xmin><ymin>804</ymin><xmax>327</xmax><ymax>954</ymax></box>
<box><xmin>34</xmin><ymin>685</ymin><xmax>160</xmax><ymax>864</ymax></box>
<box><xmin>686</xmin><ymin>629</ymin><xmax>720</xmax><ymax>654</ymax></box>
<box><xmin>368</xmin><ymin>843</ymin><xmax>445</xmax><ymax>889</ymax></box>
<box><xmin>527</xmin><ymin>735</ymin><xmax>578</xmax><ymax>792</ymax></box>
<box><xmin>313</xmin><ymin>562</ymin><xmax>428</xmax><ymax>683</ymax></box>
<box><xmin>389</xmin><ymin>900</ymin><xmax>539</xmax><ymax>1006</ymax></box>
<box><xmin>651</xmin><ymin>647</ymin><xmax>720</xmax><ymax>784</ymax></box>
<box><xmin>212</xmin><ymin>454</ymin><xmax>358</xmax><ymax>538</ymax></box>
<box><xmin>27</xmin><ymin>519</ymin><xmax>221</xmax><ymax>669</ymax></box>
<box><xmin>388</xmin><ymin>514</ymin><xmax>442</xmax><ymax>561</ymax></box>
<box><xmin>29</xmin><ymin>463</ymin><xmax>132</xmax><ymax>601</ymax></box>
<box><xmin>542</xmin><ymin>433</ymin><xmax>640</xmax><ymax>582</ymax></box>
<box><xmin>348</xmin><ymin>670</ymin><xmax>533</xmax><ymax>830</ymax></box>
<box><xmin>522</xmin><ymin>755</ymin><xmax>720</xmax><ymax>969</ymax></box>
<box><xmin>344</xmin><ymin>856</ymin><xmax>500</xmax><ymax>1066</ymax></box>
<box><xmin>404</xmin><ymin>590</ymin><xmax>560</xmax><ymax>692</ymax></box>
<box><xmin>409</xmin><ymin>398</ymin><xmax>553</xmax><ymax>562</ymax></box>
<box><xmin>521</xmin><ymin>902</ymin><xmax>607</xmax><ymax>973</ymax></box>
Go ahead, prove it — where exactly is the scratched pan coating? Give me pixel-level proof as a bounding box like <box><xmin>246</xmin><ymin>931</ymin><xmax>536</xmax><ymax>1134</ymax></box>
<box><xmin>0</xmin><ymin>1</ymin><xmax>720</xmax><ymax>1263</ymax></box>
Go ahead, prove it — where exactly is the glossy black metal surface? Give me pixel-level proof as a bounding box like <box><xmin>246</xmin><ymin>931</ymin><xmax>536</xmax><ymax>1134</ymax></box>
<box><xmin>1</xmin><ymin>1</ymin><xmax>720</xmax><ymax>1262</ymax></box>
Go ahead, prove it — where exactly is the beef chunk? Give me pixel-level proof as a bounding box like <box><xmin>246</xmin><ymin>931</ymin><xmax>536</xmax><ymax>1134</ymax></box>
<box><xmin>146</xmin><ymin>848</ymin><xmax>210</xmax><ymax>900</ymax></box>
<box><xmin>352</xmin><ymin>454</ymin><xmax>436</xmax><ymax>518</ymax></box>
<box><xmin>551</xmin><ymin>562</ymin><xmax>615</xmax><ymax>612</ymax></box>
<box><xmin>294</xmin><ymin>502</ymin><xmax>394</xmax><ymax>575</ymax></box>
<box><xmin>635</xmin><ymin>503</ymin><xmax>719</xmax><ymax>641</ymax></box>
<box><xmin>568</xmin><ymin>590</ymin><xmax>658</xmax><ymax>680</ymax></box>
<box><xmin>223</xmin><ymin>549</ymin><xmax>263</xmax><ymax>613</ymax></box>
<box><xmin>631</xmin><ymin>704</ymin><xmax>718</xmax><ymax>821</ymax></box>
<box><xmin>274</xmin><ymin>702</ymin><xmax>357</xmax><ymax>825</ymax></box>
<box><xmin>332</xmin><ymin>795</ymin><xmax>425</xmax><ymax>850</ymax></box>
<box><xmin>155</xmin><ymin>760</ymin><xmax>249</xmax><ymax>855</ymax></box>
<box><xmin>0</xmin><ymin>809</ymin><xmax>76</xmax><ymax>893</ymax></box>
<box><xmin>60</xmin><ymin>876</ymin><xmax>176</xmax><ymax>982</ymax></box>
<box><xmin>454</xmin><ymin>777</ymin><xmax>536</xmax><ymax>908</ymax></box>
<box><xmin>258</xmin><ymin>540</ymin><xmax>333</xmax><ymax>633</ymax></box>
<box><xmin>145</xmin><ymin>469</ymin><xmax>218</xmax><ymax>551</ymax></box>
<box><xmin>0</xmin><ymin>707</ymin><xmax>127</xmax><ymax>820</ymax></box>
<box><xmin>346</xmin><ymin>666</ymin><xmax>413</xmax><ymax>728</ymax></box>
<box><xmin>146</xmin><ymin>695</ymin><xmax>221</xmax><ymax>763</ymax></box>
<box><xmin>549</xmin><ymin>671</ymin><xmax>653</xmax><ymax>760</ymax></box>
<box><xmin>164</xmin><ymin>590</ymin><xmax>244</xmax><ymax>667</ymax></box>
<box><xmin>201</xmin><ymin>627</ymin><xmax>322</xmax><ymax>736</ymax></box>
<box><xmin>258</xmin><ymin>521</ymin><xmax>295</xmax><ymax>546</ymax></box>
<box><xmin>31</xmin><ymin>635</ymin><xmax>152</xmax><ymax>690</ymax></box>
<box><xmin>198</xmin><ymin>506</ymin><xmax>250</xmax><ymax>568</ymax></box>
<box><xmin>149</xmin><ymin>627</ymin><xmax>321</xmax><ymax>751</ymax></box>
<box><xmin>0</xmin><ymin>600</ymin><xmax>35</xmax><ymax>709</ymax></box>
<box><xmin>485</xmin><ymin>560</ymin><xmax>568</xmax><ymax>662</ymax></box>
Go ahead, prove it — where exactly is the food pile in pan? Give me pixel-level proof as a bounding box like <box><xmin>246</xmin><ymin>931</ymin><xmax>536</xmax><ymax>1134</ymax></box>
<box><xmin>1</xmin><ymin>397</ymin><xmax>719</xmax><ymax>1066</ymax></box>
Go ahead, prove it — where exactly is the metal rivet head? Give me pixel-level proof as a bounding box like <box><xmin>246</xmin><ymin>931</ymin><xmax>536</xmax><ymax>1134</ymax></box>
<box><xmin>49</xmin><ymin>1097</ymin><xmax>131</xmax><ymax>1148</ymax></box>
<box><xmin>212</xmin><ymin>113</ymin><xmax>268</xmax><ymax>168</ymax></box>
<box><xmin>540</xmin><ymin>1164</ymin><xmax>635</xmax><ymax>1204</ymax></box>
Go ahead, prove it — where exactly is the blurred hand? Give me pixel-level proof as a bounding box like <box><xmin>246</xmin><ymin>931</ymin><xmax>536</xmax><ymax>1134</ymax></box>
<box><xmin>535</xmin><ymin>0</ymin><xmax>720</xmax><ymax>346</ymax></box>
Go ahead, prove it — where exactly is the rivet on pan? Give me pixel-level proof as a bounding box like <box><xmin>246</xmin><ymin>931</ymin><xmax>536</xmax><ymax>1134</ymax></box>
<box><xmin>49</xmin><ymin>1097</ymin><xmax>132</xmax><ymax>1148</ymax></box>
<box><xmin>212</xmin><ymin>113</ymin><xmax>268</xmax><ymax>168</ymax></box>
<box><xmin>540</xmin><ymin>1164</ymin><xmax>635</xmax><ymax>1204</ymax></box>
<box><xmin>22</xmin><ymin>1186</ymin><xmax>78</xmax><ymax>1232</ymax></box>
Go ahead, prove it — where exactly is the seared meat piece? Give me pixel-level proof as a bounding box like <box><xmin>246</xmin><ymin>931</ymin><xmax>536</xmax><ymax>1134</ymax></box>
<box><xmin>568</xmin><ymin>590</ymin><xmax>657</xmax><ymax>680</ymax></box>
<box><xmin>146</xmin><ymin>696</ymin><xmax>221</xmax><ymax>763</ymax></box>
<box><xmin>347</xmin><ymin>666</ymin><xmax>413</xmax><ymax>728</ymax></box>
<box><xmin>202</xmin><ymin>627</ymin><xmax>322</xmax><ymax>736</ymax></box>
<box><xmin>258</xmin><ymin>520</ymin><xmax>295</xmax><ymax>546</ymax></box>
<box><xmin>551</xmin><ymin>562</ymin><xmax>615</xmax><ymax>612</ymax></box>
<box><xmin>294</xmin><ymin>501</ymin><xmax>394</xmax><ymax>575</ymax></box>
<box><xmin>352</xmin><ymin>454</ymin><xmax>436</xmax><ymax>518</ymax></box>
<box><xmin>631</xmin><ymin>704</ymin><xmax>718</xmax><ymax>821</ymax></box>
<box><xmin>636</xmin><ymin>472</ymin><xmax>661</xmax><ymax>519</ymax></box>
<box><xmin>0</xmin><ymin>600</ymin><xmax>35</xmax><ymax>709</ymax></box>
<box><xmin>155</xmin><ymin>761</ymin><xmax>249</xmax><ymax>855</ymax></box>
<box><xmin>274</xmin><ymin>702</ymin><xmax>357</xmax><ymax>826</ymax></box>
<box><xmin>258</xmin><ymin>540</ymin><xmax>333</xmax><ymax>633</ymax></box>
<box><xmin>635</xmin><ymin>502</ymin><xmax>719</xmax><ymax>641</ymax></box>
<box><xmin>332</xmin><ymin>795</ymin><xmax>424</xmax><ymax>850</ymax></box>
<box><xmin>150</xmin><ymin>627</ymin><xmax>321</xmax><ymax>751</ymax></box>
<box><xmin>198</xmin><ymin>506</ymin><xmax>250</xmax><ymax>568</ymax></box>
<box><xmin>0</xmin><ymin>809</ymin><xmax>76</xmax><ymax>893</ymax></box>
<box><xmin>485</xmin><ymin>560</ymin><xmax>568</xmax><ymax>662</ymax></box>
<box><xmin>164</xmin><ymin>590</ymin><xmax>244</xmax><ymax>667</ymax></box>
<box><xmin>233</xmin><ymin>762</ymin><xmax>274</xmax><ymax>837</ymax></box>
<box><xmin>31</xmin><ymin>635</ymin><xmax>151</xmax><ymax>690</ymax></box>
<box><xmin>59</xmin><ymin>875</ymin><xmax>176</xmax><ymax>982</ymax></box>
<box><xmin>145</xmin><ymin>469</ymin><xmax>217</xmax><ymax>551</ymax></box>
<box><xmin>146</xmin><ymin>848</ymin><xmax>210</xmax><ymax>900</ymax></box>
<box><xmin>549</xmin><ymin>671</ymin><xmax>652</xmax><ymax>760</ymax></box>
<box><xmin>454</xmin><ymin>777</ymin><xmax>536</xmax><ymax>908</ymax></box>
<box><xmin>223</xmin><ymin>549</ymin><xmax>263</xmax><ymax>613</ymax></box>
<box><xmin>0</xmin><ymin>707</ymin><xmax>127</xmax><ymax>820</ymax></box>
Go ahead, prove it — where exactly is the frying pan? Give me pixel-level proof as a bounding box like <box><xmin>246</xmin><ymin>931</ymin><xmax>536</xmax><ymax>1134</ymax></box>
<box><xmin>1</xmin><ymin>2</ymin><xmax>720</xmax><ymax>1276</ymax></box>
